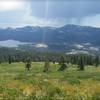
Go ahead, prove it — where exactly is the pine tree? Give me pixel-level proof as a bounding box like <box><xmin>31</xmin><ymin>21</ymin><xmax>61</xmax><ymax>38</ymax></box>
<box><xmin>95</xmin><ymin>56</ymin><xmax>99</xmax><ymax>67</ymax></box>
<box><xmin>78</xmin><ymin>57</ymin><xmax>84</xmax><ymax>71</ymax></box>
<box><xmin>58</xmin><ymin>55</ymin><xmax>67</xmax><ymax>71</ymax></box>
<box><xmin>52</xmin><ymin>59</ymin><xmax>56</xmax><ymax>64</ymax></box>
<box><xmin>43</xmin><ymin>59</ymin><xmax>50</xmax><ymax>72</ymax></box>
<box><xmin>25</xmin><ymin>57</ymin><xmax>31</xmax><ymax>71</ymax></box>
<box><xmin>8</xmin><ymin>55</ymin><xmax>12</xmax><ymax>64</ymax></box>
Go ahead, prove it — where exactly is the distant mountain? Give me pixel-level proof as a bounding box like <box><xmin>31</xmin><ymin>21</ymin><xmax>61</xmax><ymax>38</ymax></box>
<box><xmin>0</xmin><ymin>24</ymin><xmax>100</xmax><ymax>54</ymax></box>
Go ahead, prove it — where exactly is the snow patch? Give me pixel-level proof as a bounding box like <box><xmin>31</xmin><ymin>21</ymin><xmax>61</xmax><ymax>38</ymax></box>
<box><xmin>35</xmin><ymin>43</ymin><xmax>48</xmax><ymax>48</ymax></box>
<box><xmin>83</xmin><ymin>43</ymin><xmax>91</xmax><ymax>46</ymax></box>
<box><xmin>66</xmin><ymin>50</ymin><xmax>88</xmax><ymax>55</ymax></box>
<box><xmin>74</xmin><ymin>44</ymin><xmax>84</xmax><ymax>49</ymax></box>
<box><xmin>0</xmin><ymin>39</ymin><xmax>28</xmax><ymax>47</ymax></box>
<box><xmin>89</xmin><ymin>47</ymin><xmax>99</xmax><ymax>51</ymax></box>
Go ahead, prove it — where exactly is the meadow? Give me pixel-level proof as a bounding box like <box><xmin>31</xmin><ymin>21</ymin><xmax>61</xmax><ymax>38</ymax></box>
<box><xmin>0</xmin><ymin>62</ymin><xmax>100</xmax><ymax>100</ymax></box>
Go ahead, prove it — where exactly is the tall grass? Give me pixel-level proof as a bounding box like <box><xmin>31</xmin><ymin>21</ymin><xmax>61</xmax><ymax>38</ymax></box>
<box><xmin>0</xmin><ymin>62</ymin><xmax>99</xmax><ymax>99</ymax></box>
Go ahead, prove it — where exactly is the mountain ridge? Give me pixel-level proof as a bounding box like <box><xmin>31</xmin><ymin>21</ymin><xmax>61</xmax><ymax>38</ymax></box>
<box><xmin>0</xmin><ymin>24</ymin><xmax>100</xmax><ymax>54</ymax></box>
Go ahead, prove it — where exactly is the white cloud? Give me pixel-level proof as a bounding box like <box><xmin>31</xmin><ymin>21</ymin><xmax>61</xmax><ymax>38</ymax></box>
<box><xmin>0</xmin><ymin>0</ymin><xmax>26</xmax><ymax>12</ymax></box>
<box><xmin>0</xmin><ymin>0</ymin><xmax>62</xmax><ymax>28</ymax></box>
<box><xmin>79</xmin><ymin>14</ymin><xmax>100</xmax><ymax>27</ymax></box>
<box><xmin>0</xmin><ymin>0</ymin><xmax>32</xmax><ymax>27</ymax></box>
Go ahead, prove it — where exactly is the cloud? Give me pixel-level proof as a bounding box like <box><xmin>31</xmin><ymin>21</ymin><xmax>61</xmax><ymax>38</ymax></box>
<box><xmin>0</xmin><ymin>0</ymin><xmax>26</xmax><ymax>12</ymax></box>
<box><xmin>0</xmin><ymin>0</ymin><xmax>34</xmax><ymax>27</ymax></box>
<box><xmin>80</xmin><ymin>14</ymin><xmax>100</xmax><ymax>27</ymax></box>
<box><xmin>29</xmin><ymin>1</ymin><xmax>100</xmax><ymax>19</ymax></box>
<box><xmin>0</xmin><ymin>0</ymin><xmax>100</xmax><ymax>28</ymax></box>
<box><xmin>0</xmin><ymin>0</ymin><xmax>61</xmax><ymax>27</ymax></box>
<box><xmin>0</xmin><ymin>0</ymin><xmax>64</xmax><ymax>28</ymax></box>
<box><xmin>45</xmin><ymin>1</ymin><xmax>100</xmax><ymax>18</ymax></box>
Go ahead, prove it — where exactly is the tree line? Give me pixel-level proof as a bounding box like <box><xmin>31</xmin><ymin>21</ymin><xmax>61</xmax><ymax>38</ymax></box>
<box><xmin>0</xmin><ymin>47</ymin><xmax>99</xmax><ymax>71</ymax></box>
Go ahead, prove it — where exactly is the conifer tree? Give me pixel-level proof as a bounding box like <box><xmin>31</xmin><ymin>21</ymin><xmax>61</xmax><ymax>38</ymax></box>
<box><xmin>25</xmin><ymin>57</ymin><xmax>31</xmax><ymax>71</ymax></box>
<box><xmin>43</xmin><ymin>53</ymin><xmax>50</xmax><ymax>72</ymax></box>
<box><xmin>58</xmin><ymin>55</ymin><xmax>67</xmax><ymax>71</ymax></box>
<box><xmin>95</xmin><ymin>56</ymin><xmax>99</xmax><ymax>67</ymax></box>
<box><xmin>43</xmin><ymin>58</ymin><xmax>50</xmax><ymax>72</ymax></box>
<box><xmin>78</xmin><ymin>57</ymin><xmax>84</xmax><ymax>70</ymax></box>
<box><xmin>8</xmin><ymin>55</ymin><xmax>12</xmax><ymax>64</ymax></box>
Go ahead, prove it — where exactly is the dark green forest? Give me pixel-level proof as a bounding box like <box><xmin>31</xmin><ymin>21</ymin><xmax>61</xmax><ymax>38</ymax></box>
<box><xmin>0</xmin><ymin>47</ymin><xmax>99</xmax><ymax>69</ymax></box>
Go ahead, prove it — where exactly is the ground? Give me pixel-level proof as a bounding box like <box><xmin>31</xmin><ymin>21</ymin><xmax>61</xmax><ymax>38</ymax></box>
<box><xmin>0</xmin><ymin>62</ymin><xmax>100</xmax><ymax>100</ymax></box>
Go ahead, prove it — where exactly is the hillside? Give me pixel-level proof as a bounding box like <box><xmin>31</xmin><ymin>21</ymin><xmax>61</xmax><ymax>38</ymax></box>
<box><xmin>0</xmin><ymin>25</ymin><xmax>100</xmax><ymax>54</ymax></box>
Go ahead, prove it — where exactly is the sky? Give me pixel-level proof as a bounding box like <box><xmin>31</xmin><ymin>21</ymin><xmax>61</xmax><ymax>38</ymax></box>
<box><xmin>0</xmin><ymin>0</ymin><xmax>100</xmax><ymax>28</ymax></box>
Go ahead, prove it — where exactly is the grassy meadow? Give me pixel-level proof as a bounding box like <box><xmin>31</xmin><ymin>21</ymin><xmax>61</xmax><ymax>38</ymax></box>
<box><xmin>0</xmin><ymin>62</ymin><xmax>100</xmax><ymax>100</ymax></box>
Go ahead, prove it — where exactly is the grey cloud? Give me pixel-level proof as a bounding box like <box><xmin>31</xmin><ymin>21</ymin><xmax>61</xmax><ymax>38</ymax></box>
<box><xmin>31</xmin><ymin>1</ymin><xmax>100</xmax><ymax>18</ymax></box>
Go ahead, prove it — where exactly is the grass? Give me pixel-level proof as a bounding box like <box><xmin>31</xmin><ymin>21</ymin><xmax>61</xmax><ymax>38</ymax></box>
<box><xmin>0</xmin><ymin>62</ymin><xmax>99</xmax><ymax>99</ymax></box>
